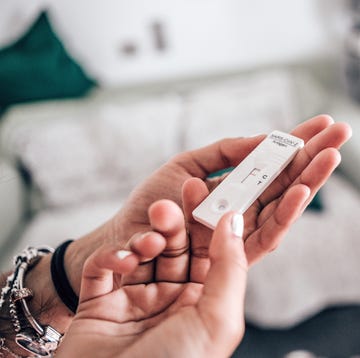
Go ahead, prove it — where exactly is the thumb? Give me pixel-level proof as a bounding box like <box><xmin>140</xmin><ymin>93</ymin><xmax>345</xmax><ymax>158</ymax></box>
<box><xmin>79</xmin><ymin>245</ymin><xmax>139</xmax><ymax>303</ymax></box>
<box><xmin>198</xmin><ymin>212</ymin><xmax>248</xmax><ymax>355</ymax></box>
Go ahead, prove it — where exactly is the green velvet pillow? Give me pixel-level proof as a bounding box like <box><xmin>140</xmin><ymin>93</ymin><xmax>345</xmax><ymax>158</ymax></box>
<box><xmin>0</xmin><ymin>11</ymin><xmax>95</xmax><ymax>107</ymax></box>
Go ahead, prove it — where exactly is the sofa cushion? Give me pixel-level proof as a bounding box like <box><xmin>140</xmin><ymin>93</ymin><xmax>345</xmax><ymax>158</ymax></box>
<box><xmin>0</xmin><ymin>94</ymin><xmax>182</xmax><ymax>209</ymax></box>
<box><xmin>0</xmin><ymin>159</ymin><xmax>26</xmax><ymax>269</ymax></box>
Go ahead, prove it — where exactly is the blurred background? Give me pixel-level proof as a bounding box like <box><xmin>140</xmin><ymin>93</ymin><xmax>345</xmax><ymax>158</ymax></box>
<box><xmin>0</xmin><ymin>1</ymin><xmax>360</xmax><ymax>357</ymax></box>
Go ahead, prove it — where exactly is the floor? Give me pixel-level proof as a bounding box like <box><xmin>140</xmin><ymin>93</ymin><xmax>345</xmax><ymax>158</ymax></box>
<box><xmin>233</xmin><ymin>305</ymin><xmax>360</xmax><ymax>358</ymax></box>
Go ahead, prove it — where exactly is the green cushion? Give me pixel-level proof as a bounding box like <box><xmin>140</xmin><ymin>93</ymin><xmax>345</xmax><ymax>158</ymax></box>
<box><xmin>0</xmin><ymin>11</ymin><xmax>95</xmax><ymax>107</ymax></box>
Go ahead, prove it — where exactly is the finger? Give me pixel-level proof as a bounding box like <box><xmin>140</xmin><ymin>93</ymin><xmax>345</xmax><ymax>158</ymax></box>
<box><xmin>175</xmin><ymin>114</ymin><xmax>335</xmax><ymax>180</ymax></box>
<box><xmin>182</xmin><ymin>178</ymin><xmax>212</xmax><ymax>283</ymax></box>
<box><xmin>290</xmin><ymin>114</ymin><xmax>334</xmax><ymax>141</ymax></box>
<box><xmin>149</xmin><ymin>200</ymin><xmax>190</xmax><ymax>283</ymax></box>
<box><xmin>245</xmin><ymin>184</ymin><xmax>311</xmax><ymax>265</ymax></box>
<box><xmin>260</xmin><ymin>121</ymin><xmax>352</xmax><ymax>205</ymax></box>
<box><xmin>198</xmin><ymin>115</ymin><xmax>338</xmax><ymax>207</ymax></box>
<box><xmin>80</xmin><ymin>245</ymin><xmax>139</xmax><ymax>303</ymax></box>
<box><xmin>292</xmin><ymin>147</ymin><xmax>341</xmax><ymax>207</ymax></box>
<box><xmin>288</xmin><ymin>121</ymin><xmax>351</xmax><ymax>183</ymax></box>
<box><xmin>128</xmin><ymin>231</ymin><xmax>167</xmax><ymax>260</ymax></box>
<box><xmin>257</xmin><ymin>146</ymin><xmax>342</xmax><ymax>219</ymax></box>
<box><xmin>245</xmin><ymin>148</ymin><xmax>341</xmax><ymax>265</ymax></box>
<box><xmin>121</xmin><ymin>231</ymin><xmax>167</xmax><ymax>285</ymax></box>
<box><xmin>197</xmin><ymin>212</ymin><xmax>247</xmax><ymax>357</ymax></box>
<box><xmin>174</xmin><ymin>136</ymin><xmax>265</xmax><ymax>178</ymax></box>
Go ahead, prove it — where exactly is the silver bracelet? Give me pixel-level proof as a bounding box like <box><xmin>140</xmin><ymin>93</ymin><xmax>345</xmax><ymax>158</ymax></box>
<box><xmin>0</xmin><ymin>246</ymin><xmax>63</xmax><ymax>357</ymax></box>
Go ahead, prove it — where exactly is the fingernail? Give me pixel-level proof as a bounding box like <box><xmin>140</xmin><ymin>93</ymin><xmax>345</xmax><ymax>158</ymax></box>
<box><xmin>115</xmin><ymin>250</ymin><xmax>132</xmax><ymax>260</ymax></box>
<box><xmin>133</xmin><ymin>232</ymin><xmax>151</xmax><ymax>244</ymax></box>
<box><xmin>231</xmin><ymin>213</ymin><xmax>244</xmax><ymax>238</ymax></box>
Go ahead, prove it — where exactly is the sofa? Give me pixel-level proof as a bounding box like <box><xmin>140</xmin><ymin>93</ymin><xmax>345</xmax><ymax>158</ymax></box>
<box><xmin>1</xmin><ymin>60</ymin><xmax>360</xmax><ymax>331</ymax></box>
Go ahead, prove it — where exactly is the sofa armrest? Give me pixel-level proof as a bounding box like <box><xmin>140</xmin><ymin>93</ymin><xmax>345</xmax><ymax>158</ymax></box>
<box><xmin>0</xmin><ymin>159</ymin><xmax>26</xmax><ymax>265</ymax></box>
<box><xmin>338</xmin><ymin>114</ymin><xmax>360</xmax><ymax>190</ymax></box>
<box><xmin>327</xmin><ymin>97</ymin><xmax>360</xmax><ymax>191</ymax></box>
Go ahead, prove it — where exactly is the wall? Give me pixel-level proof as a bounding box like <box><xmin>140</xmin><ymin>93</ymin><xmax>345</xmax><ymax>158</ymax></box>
<box><xmin>0</xmin><ymin>0</ymin><xmax>349</xmax><ymax>86</ymax></box>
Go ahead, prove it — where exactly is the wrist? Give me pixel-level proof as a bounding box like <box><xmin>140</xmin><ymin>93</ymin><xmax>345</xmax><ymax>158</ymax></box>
<box><xmin>64</xmin><ymin>218</ymin><xmax>120</xmax><ymax>295</ymax></box>
<box><xmin>25</xmin><ymin>215</ymin><xmax>121</xmax><ymax>323</ymax></box>
<box><xmin>25</xmin><ymin>253</ymin><xmax>73</xmax><ymax>333</ymax></box>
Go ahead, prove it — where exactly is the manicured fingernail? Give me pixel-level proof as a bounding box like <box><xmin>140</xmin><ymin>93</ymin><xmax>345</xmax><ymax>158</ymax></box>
<box><xmin>231</xmin><ymin>213</ymin><xmax>244</xmax><ymax>238</ymax></box>
<box><xmin>115</xmin><ymin>250</ymin><xmax>132</xmax><ymax>260</ymax></box>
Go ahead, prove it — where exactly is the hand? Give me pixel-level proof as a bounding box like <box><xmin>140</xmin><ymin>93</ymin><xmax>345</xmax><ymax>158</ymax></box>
<box><xmin>56</xmin><ymin>200</ymin><xmax>248</xmax><ymax>358</ymax></box>
<box><xmin>182</xmin><ymin>115</ymin><xmax>353</xmax><ymax>268</ymax></box>
<box><xmin>101</xmin><ymin>115</ymin><xmax>352</xmax><ymax>283</ymax></box>
<box><xmin>29</xmin><ymin>114</ymin><xmax>351</xmax><ymax>334</ymax></box>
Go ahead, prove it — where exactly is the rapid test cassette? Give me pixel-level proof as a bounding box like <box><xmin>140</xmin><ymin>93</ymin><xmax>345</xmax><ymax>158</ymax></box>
<box><xmin>192</xmin><ymin>130</ymin><xmax>304</xmax><ymax>230</ymax></box>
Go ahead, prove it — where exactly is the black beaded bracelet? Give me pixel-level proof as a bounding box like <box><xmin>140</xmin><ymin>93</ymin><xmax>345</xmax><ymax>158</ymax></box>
<box><xmin>50</xmin><ymin>240</ymin><xmax>79</xmax><ymax>314</ymax></box>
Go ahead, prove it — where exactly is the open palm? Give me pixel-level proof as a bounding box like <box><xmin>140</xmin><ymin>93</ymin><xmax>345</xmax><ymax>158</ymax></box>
<box><xmin>57</xmin><ymin>201</ymin><xmax>247</xmax><ymax>358</ymax></box>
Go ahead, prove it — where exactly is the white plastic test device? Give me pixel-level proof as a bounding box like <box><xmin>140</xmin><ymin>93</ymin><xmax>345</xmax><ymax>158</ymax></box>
<box><xmin>192</xmin><ymin>130</ymin><xmax>304</xmax><ymax>229</ymax></box>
